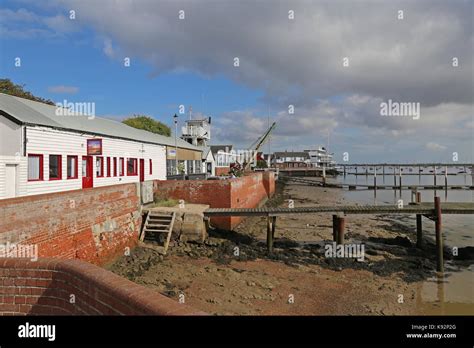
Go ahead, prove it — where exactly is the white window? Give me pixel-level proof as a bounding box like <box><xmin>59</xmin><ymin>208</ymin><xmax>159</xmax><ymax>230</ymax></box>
<box><xmin>28</xmin><ymin>154</ymin><xmax>43</xmax><ymax>181</ymax></box>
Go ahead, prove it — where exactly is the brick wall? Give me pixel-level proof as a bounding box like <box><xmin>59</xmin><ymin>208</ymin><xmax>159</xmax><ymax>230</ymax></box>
<box><xmin>154</xmin><ymin>172</ymin><xmax>275</xmax><ymax>230</ymax></box>
<box><xmin>0</xmin><ymin>183</ymin><xmax>141</xmax><ymax>265</ymax></box>
<box><xmin>215</xmin><ymin>167</ymin><xmax>230</xmax><ymax>176</ymax></box>
<box><xmin>0</xmin><ymin>258</ymin><xmax>203</xmax><ymax>315</ymax></box>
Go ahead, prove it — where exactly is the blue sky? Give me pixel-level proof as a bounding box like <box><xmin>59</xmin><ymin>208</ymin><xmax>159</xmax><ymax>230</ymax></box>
<box><xmin>0</xmin><ymin>0</ymin><xmax>472</xmax><ymax>162</ymax></box>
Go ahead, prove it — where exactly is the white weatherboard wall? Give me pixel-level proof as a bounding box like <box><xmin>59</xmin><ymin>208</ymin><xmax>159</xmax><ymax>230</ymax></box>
<box><xmin>0</xmin><ymin>118</ymin><xmax>27</xmax><ymax>198</ymax></box>
<box><xmin>24</xmin><ymin>126</ymin><xmax>166</xmax><ymax>197</ymax></box>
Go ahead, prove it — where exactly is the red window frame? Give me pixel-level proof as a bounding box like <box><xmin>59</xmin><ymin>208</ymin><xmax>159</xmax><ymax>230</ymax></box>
<box><xmin>119</xmin><ymin>158</ymin><xmax>124</xmax><ymax>176</ymax></box>
<box><xmin>127</xmin><ymin>158</ymin><xmax>138</xmax><ymax>176</ymax></box>
<box><xmin>107</xmin><ymin>157</ymin><xmax>111</xmax><ymax>177</ymax></box>
<box><xmin>149</xmin><ymin>159</ymin><xmax>153</xmax><ymax>175</ymax></box>
<box><xmin>27</xmin><ymin>154</ymin><xmax>44</xmax><ymax>182</ymax></box>
<box><xmin>96</xmin><ymin>156</ymin><xmax>104</xmax><ymax>178</ymax></box>
<box><xmin>113</xmin><ymin>157</ymin><xmax>117</xmax><ymax>177</ymax></box>
<box><xmin>67</xmin><ymin>155</ymin><xmax>78</xmax><ymax>179</ymax></box>
<box><xmin>49</xmin><ymin>154</ymin><xmax>62</xmax><ymax>181</ymax></box>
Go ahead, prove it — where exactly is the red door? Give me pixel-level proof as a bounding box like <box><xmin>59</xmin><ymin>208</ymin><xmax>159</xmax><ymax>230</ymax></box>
<box><xmin>140</xmin><ymin>158</ymin><xmax>145</xmax><ymax>182</ymax></box>
<box><xmin>82</xmin><ymin>156</ymin><xmax>93</xmax><ymax>189</ymax></box>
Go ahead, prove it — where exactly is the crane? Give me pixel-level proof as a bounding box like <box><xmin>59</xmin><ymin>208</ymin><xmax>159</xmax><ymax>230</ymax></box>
<box><xmin>229</xmin><ymin>122</ymin><xmax>276</xmax><ymax>174</ymax></box>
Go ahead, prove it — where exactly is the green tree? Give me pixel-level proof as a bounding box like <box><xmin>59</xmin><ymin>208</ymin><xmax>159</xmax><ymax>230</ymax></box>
<box><xmin>122</xmin><ymin>115</ymin><xmax>171</xmax><ymax>136</ymax></box>
<box><xmin>0</xmin><ymin>78</ymin><xmax>54</xmax><ymax>105</ymax></box>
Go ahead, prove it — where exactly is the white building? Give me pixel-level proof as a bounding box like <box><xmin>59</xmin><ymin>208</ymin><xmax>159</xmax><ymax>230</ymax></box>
<box><xmin>304</xmin><ymin>146</ymin><xmax>337</xmax><ymax>168</ymax></box>
<box><xmin>0</xmin><ymin>93</ymin><xmax>201</xmax><ymax>199</ymax></box>
<box><xmin>180</xmin><ymin>117</ymin><xmax>215</xmax><ymax>176</ymax></box>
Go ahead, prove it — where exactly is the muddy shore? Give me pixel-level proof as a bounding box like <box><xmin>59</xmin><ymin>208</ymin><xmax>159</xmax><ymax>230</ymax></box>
<box><xmin>106</xmin><ymin>178</ymin><xmax>473</xmax><ymax>315</ymax></box>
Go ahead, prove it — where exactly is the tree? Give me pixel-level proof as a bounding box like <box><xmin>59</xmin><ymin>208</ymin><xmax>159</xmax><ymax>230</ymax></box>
<box><xmin>122</xmin><ymin>115</ymin><xmax>171</xmax><ymax>136</ymax></box>
<box><xmin>0</xmin><ymin>78</ymin><xmax>54</xmax><ymax>105</ymax></box>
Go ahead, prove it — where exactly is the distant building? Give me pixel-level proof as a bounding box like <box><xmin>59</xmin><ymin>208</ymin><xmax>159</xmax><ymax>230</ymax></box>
<box><xmin>304</xmin><ymin>146</ymin><xmax>336</xmax><ymax>168</ymax></box>
<box><xmin>272</xmin><ymin>151</ymin><xmax>310</xmax><ymax>168</ymax></box>
<box><xmin>180</xmin><ymin>117</ymin><xmax>215</xmax><ymax>176</ymax></box>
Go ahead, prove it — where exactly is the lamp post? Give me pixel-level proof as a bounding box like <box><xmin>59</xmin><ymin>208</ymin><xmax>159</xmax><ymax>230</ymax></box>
<box><xmin>173</xmin><ymin>114</ymin><xmax>178</xmax><ymax>175</ymax></box>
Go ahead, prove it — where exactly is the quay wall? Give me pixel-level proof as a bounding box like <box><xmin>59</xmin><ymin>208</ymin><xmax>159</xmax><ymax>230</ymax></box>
<box><xmin>154</xmin><ymin>172</ymin><xmax>276</xmax><ymax>230</ymax></box>
<box><xmin>0</xmin><ymin>258</ymin><xmax>203</xmax><ymax>315</ymax></box>
<box><xmin>0</xmin><ymin>183</ymin><xmax>141</xmax><ymax>265</ymax></box>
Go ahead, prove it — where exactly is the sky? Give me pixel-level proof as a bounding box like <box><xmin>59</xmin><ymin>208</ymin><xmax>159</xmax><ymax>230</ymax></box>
<box><xmin>0</xmin><ymin>0</ymin><xmax>472</xmax><ymax>163</ymax></box>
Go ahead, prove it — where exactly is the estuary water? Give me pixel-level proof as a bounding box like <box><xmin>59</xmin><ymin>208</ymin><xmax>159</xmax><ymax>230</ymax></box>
<box><xmin>336</xmin><ymin>169</ymin><xmax>473</xmax><ymax>315</ymax></box>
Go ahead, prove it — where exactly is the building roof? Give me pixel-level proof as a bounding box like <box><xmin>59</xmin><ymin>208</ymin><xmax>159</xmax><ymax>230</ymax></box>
<box><xmin>201</xmin><ymin>146</ymin><xmax>213</xmax><ymax>160</ymax></box>
<box><xmin>273</xmin><ymin>151</ymin><xmax>310</xmax><ymax>159</ymax></box>
<box><xmin>0</xmin><ymin>93</ymin><xmax>201</xmax><ymax>151</ymax></box>
<box><xmin>210</xmin><ymin>145</ymin><xmax>233</xmax><ymax>155</ymax></box>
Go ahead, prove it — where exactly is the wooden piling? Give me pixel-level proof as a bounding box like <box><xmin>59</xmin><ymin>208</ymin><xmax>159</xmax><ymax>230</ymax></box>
<box><xmin>374</xmin><ymin>168</ymin><xmax>377</xmax><ymax>192</ymax></box>
<box><xmin>434</xmin><ymin>196</ymin><xmax>444</xmax><ymax>273</ymax></box>
<box><xmin>336</xmin><ymin>216</ymin><xmax>345</xmax><ymax>244</ymax></box>
<box><xmin>415</xmin><ymin>192</ymin><xmax>422</xmax><ymax>248</ymax></box>
<box><xmin>322</xmin><ymin>165</ymin><xmax>326</xmax><ymax>186</ymax></box>
<box><xmin>393</xmin><ymin>167</ymin><xmax>396</xmax><ymax>187</ymax></box>
<box><xmin>272</xmin><ymin>216</ymin><xmax>276</xmax><ymax>239</ymax></box>
<box><xmin>399</xmin><ymin>166</ymin><xmax>402</xmax><ymax>192</ymax></box>
<box><xmin>332</xmin><ymin>215</ymin><xmax>338</xmax><ymax>242</ymax></box>
<box><xmin>444</xmin><ymin>165</ymin><xmax>448</xmax><ymax>191</ymax></box>
<box><xmin>266</xmin><ymin>216</ymin><xmax>274</xmax><ymax>253</ymax></box>
<box><xmin>434</xmin><ymin>166</ymin><xmax>437</xmax><ymax>186</ymax></box>
<box><xmin>416</xmin><ymin>215</ymin><xmax>423</xmax><ymax>249</ymax></box>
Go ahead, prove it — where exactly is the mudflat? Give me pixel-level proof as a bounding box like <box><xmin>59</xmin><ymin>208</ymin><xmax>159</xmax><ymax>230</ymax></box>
<box><xmin>107</xmin><ymin>179</ymin><xmax>474</xmax><ymax>315</ymax></box>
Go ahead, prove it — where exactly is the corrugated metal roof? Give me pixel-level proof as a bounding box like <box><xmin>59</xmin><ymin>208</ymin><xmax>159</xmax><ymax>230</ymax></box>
<box><xmin>0</xmin><ymin>93</ymin><xmax>201</xmax><ymax>151</ymax></box>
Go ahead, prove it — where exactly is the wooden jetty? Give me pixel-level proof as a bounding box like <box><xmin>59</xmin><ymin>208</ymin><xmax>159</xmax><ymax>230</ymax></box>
<box><xmin>204</xmin><ymin>199</ymin><xmax>474</xmax><ymax>273</ymax></box>
<box><xmin>281</xmin><ymin>176</ymin><xmax>473</xmax><ymax>190</ymax></box>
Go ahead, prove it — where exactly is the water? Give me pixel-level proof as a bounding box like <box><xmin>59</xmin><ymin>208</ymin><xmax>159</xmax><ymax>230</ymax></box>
<box><xmin>336</xmin><ymin>170</ymin><xmax>473</xmax><ymax>314</ymax></box>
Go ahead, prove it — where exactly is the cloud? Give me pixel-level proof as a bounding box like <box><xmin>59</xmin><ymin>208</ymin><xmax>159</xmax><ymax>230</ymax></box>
<box><xmin>425</xmin><ymin>142</ymin><xmax>447</xmax><ymax>151</ymax></box>
<box><xmin>103</xmin><ymin>38</ymin><xmax>114</xmax><ymax>58</ymax></box>
<box><xmin>48</xmin><ymin>85</ymin><xmax>79</xmax><ymax>94</ymax></box>
<box><xmin>5</xmin><ymin>0</ymin><xmax>472</xmax><ymax>161</ymax></box>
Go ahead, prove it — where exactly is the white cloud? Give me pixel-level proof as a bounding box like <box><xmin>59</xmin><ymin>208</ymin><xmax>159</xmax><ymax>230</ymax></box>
<box><xmin>425</xmin><ymin>142</ymin><xmax>447</xmax><ymax>151</ymax></box>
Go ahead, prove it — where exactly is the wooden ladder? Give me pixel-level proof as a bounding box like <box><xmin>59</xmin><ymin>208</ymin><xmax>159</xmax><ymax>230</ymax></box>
<box><xmin>140</xmin><ymin>211</ymin><xmax>176</xmax><ymax>254</ymax></box>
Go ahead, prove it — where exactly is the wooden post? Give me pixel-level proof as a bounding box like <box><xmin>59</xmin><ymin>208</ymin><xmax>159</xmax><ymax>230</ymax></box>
<box><xmin>336</xmin><ymin>216</ymin><xmax>345</xmax><ymax>244</ymax></box>
<box><xmin>393</xmin><ymin>167</ymin><xmax>396</xmax><ymax>187</ymax></box>
<box><xmin>266</xmin><ymin>216</ymin><xmax>274</xmax><ymax>253</ymax></box>
<box><xmin>373</xmin><ymin>168</ymin><xmax>377</xmax><ymax>193</ymax></box>
<box><xmin>416</xmin><ymin>192</ymin><xmax>422</xmax><ymax>248</ymax></box>
<box><xmin>332</xmin><ymin>215</ymin><xmax>338</xmax><ymax>242</ymax></box>
<box><xmin>416</xmin><ymin>191</ymin><xmax>421</xmax><ymax>203</ymax></box>
<box><xmin>444</xmin><ymin>165</ymin><xmax>448</xmax><ymax>191</ymax></box>
<box><xmin>434</xmin><ymin>196</ymin><xmax>443</xmax><ymax>272</ymax></box>
<box><xmin>272</xmin><ymin>216</ymin><xmax>276</xmax><ymax>239</ymax></box>
<box><xmin>399</xmin><ymin>166</ymin><xmax>402</xmax><ymax>192</ymax></box>
<box><xmin>355</xmin><ymin>166</ymin><xmax>358</xmax><ymax>175</ymax></box>
<box><xmin>382</xmin><ymin>165</ymin><xmax>385</xmax><ymax>176</ymax></box>
<box><xmin>434</xmin><ymin>166</ymin><xmax>437</xmax><ymax>186</ymax></box>
<box><xmin>322</xmin><ymin>164</ymin><xmax>326</xmax><ymax>186</ymax></box>
<box><xmin>365</xmin><ymin>166</ymin><xmax>368</xmax><ymax>176</ymax></box>
<box><xmin>343</xmin><ymin>165</ymin><xmax>346</xmax><ymax>177</ymax></box>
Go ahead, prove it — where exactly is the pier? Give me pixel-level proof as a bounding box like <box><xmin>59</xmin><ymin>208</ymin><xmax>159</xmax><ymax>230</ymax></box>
<box><xmin>204</xmin><ymin>199</ymin><xmax>474</xmax><ymax>272</ymax></box>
